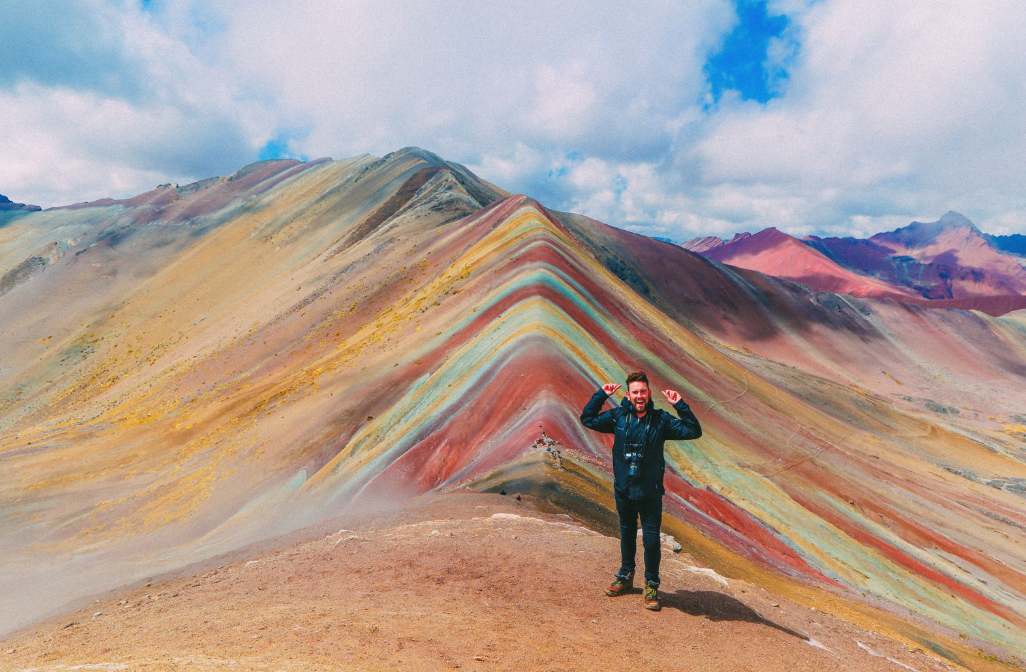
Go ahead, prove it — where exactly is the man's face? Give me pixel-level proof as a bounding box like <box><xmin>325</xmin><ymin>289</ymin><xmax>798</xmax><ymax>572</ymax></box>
<box><xmin>627</xmin><ymin>381</ymin><xmax>650</xmax><ymax>413</ymax></box>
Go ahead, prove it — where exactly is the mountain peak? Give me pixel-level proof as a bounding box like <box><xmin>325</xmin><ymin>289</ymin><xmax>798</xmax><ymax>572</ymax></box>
<box><xmin>382</xmin><ymin>146</ymin><xmax>448</xmax><ymax>167</ymax></box>
<box><xmin>753</xmin><ymin>226</ymin><xmax>792</xmax><ymax>240</ymax></box>
<box><xmin>874</xmin><ymin>212</ymin><xmax>983</xmax><ymax>249</ymax></box>
<box><xmin>681</xmin><ymin>235</ymin><xmax>727</xmax><ymax>254</ymax></box>
<box><xmin>936</xmin><ymin>211</ymin><xmax>979</xmax><ymax>232</ymax></box>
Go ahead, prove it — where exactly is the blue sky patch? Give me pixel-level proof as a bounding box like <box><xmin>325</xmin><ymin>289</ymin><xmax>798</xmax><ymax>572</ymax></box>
<box><xmin>545</xmin><ymin>150</ymin><xmax>584</xmax><ymax>181</ymax></box>
<box><xmin>705</xmin><ymin>0</ymin><xmax>790</xmax><ymax>104</ymax></box>
<box><xmin>257</xmin><ymin>131</ymin><xmax>308</xmax><ymax>162</ymax></box>
<box><xmin>612</xmin><ymin>174</ymin><xmax>628</xmax><ymax>198</ymax></box>
<box><xmin>547</xmin><ymin>166</ymin><xmax>568</xmax><ymax>180</ymax></box>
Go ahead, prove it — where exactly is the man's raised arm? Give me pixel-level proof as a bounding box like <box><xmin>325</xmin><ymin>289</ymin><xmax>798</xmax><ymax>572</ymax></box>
<box><xmin>661</xmin><ymin>389</ymin><xmax>702</xmax><ymax>440</ymax></box>
<box><xmin>580</xmin><ymin>383</ymin><xmax>620</xmax><ymax>434</ymax></box>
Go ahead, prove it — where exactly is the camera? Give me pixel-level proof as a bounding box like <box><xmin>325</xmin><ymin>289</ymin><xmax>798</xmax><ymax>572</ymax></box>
<box><xmin>626</xmin><ymin>445</ymin><xmax>642</xmax><ymax>477</ymax></box>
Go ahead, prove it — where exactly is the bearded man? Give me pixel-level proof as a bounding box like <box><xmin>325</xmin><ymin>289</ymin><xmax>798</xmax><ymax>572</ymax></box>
<box><xmin>580</xmin><ymin>371</ymin><xmax>702</xmax><ymax>611</ymax></box>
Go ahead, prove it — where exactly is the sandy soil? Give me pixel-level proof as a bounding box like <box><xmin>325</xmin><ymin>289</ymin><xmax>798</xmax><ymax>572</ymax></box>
<box><xmin>0</xmin><ymin>493</ymin><xmax>970</xmax><ymax>672</ymax></box>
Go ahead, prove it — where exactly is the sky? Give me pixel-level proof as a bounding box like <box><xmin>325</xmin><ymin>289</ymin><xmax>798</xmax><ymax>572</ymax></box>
<box><xmin>3</xmin><ymin>0</ymin><xmax>1026</xmax><ymax>240</ymax></box>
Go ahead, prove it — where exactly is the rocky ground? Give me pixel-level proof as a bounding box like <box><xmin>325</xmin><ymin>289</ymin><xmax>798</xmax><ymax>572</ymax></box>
<box><xmin>0</xmin><ymin>493</ymin><xmax>981</xmax><ymax>671</ymax></box>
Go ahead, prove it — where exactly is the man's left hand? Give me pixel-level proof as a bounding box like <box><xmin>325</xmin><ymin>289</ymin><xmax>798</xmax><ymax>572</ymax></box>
<box><xmin>661</xmin><ymin>389</ymin><xmax>682</xmax><ymax>404</ymax></box>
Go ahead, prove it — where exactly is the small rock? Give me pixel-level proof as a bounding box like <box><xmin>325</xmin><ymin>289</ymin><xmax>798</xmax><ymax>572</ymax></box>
<box><xmin>772</xmin><ymin>603</ymin><xmax>780</xmax><ymax>608</ymax></box>
<box><xmin>686</xmin><ymin>566</ymin><xmax>731</xmax><ymax>588</ymax></box>
<box><xmin>5</xmin><ymin>648</ymin><xmax>15</xmax><ymax>654</ymax></box>
<box><xmin>93</xmin><ymin>612</ymin><xmax>103</xmax><ymax>618</ymax></box>
<box><xmin>430</xmin><ymin>530</ymin><xmax>440</xmax><ymax>536</ymax></box>
<box><xmin>332</xmin><ymin>535</ymin><xmax>362</xmax><ymax>549</ymax></box>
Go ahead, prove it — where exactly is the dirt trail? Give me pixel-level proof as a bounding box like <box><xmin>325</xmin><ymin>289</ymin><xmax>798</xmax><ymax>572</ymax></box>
<box><xmin>0</xmin><ymin>493</ymin><xmax>970</xmax><ymax>671</ymax></box>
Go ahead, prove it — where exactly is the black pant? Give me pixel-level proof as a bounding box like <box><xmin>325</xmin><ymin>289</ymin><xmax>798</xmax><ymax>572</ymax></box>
<box><xmin>614</xmin><ymin>491</ymin><xmax>662</xmax><ymax>587</ymax></box>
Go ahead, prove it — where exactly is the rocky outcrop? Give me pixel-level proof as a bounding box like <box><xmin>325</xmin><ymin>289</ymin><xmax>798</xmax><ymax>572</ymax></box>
<box><xmin>0</xmin><ymin>193</ymin><xmax>41</xmax><ymax>212</ymax></box>
<box><xmin>0</xmin><ymin>242</ymin><xmax>63</xmax><ymax>297</ymax></box>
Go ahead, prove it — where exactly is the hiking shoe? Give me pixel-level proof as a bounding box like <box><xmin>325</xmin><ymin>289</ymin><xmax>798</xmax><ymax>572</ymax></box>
<box><xmin>644</xmin><ymin>583</ymin><xmax>661</xmax><ymax>611</ymax></box>
<box><xmin>605</xmin><ymin>571</ymin><xmax>634</xmax><ymax>596</ymax></box>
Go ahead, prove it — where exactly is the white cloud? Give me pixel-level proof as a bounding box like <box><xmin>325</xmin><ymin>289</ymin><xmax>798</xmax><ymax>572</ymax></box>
<box><xmin>0</xmin><ymin>2</ymin><xmax>266</xmax><ymax>206</ymax></box>
<box><xmin>4</xmin><ymin>0</ymin><xmax>1026</xmax><ymax>240</ymax></box>
<box><xmin>526</xmin><ymin>62</ymin><xmax>600</xmax><ymax>142</ymax></box>
<box><xmin>206</xmin><ymin>0</ymin><xmax>734</xmax><ymax>162</ymax></box>
<box><xmin>694</xmin><ymin>0</ymin><xmax>1026</xmax><ymax>236</ymax></box>
<box><xmin>0</xmin><ymin>82</ymin><xmax>257</xmax><ymax>206</ymax></box>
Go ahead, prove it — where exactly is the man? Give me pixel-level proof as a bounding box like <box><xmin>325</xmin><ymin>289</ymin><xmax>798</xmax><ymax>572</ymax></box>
<box><xmin>580</xmin><ymin>371</ymin><xmax>702</xmax><ymax>611</ymax></box>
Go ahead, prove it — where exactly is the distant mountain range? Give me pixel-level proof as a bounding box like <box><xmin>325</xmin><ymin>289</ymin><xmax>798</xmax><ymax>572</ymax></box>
<box><xmin>0</xmin><ymin>193</ymin><xmax>41</xmax><ymax>212</ymax></box>
<box><xmin>683</xmin><ymin>211</ymin><xmax>1026</xmax><ymax>315</ymax></box>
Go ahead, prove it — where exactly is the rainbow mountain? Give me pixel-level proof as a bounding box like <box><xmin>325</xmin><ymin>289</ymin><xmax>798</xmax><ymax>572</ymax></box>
<box><xmin>2</xmin><ymin>148</ymin><xmax>1026</xmax><ymax>667</ymax></box>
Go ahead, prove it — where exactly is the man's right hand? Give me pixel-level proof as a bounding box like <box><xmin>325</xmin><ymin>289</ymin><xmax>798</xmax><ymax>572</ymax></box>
<box><xmin>602</xmin><ymin>383</ymin><xmax>621</xmax><ymax>396</ymax></box>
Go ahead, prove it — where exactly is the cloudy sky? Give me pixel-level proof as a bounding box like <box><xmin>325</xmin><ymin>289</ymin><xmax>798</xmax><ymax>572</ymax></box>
<box><xmin>3</xmin><ymin>0</ymin><xmax>1026</xmax><ymax>239</ymax></box>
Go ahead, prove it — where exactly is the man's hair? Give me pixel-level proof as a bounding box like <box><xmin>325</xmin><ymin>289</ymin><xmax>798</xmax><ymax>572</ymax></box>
<box><xmin>626</xmin><ymin>371</ymin><xmax>649</xmax><ymax>388</ymax></box>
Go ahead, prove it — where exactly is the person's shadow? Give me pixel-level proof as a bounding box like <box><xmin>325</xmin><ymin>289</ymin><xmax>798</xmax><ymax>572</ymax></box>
<box><xmin>661</xmin><ymin>590</ymin><xmax>807</xmax><ymax>641</ymax></box>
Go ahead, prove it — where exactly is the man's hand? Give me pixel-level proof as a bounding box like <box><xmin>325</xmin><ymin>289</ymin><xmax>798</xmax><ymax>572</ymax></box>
<box><xmin>661</xmin><ymin>389</ymin><xmax>682</xmax><ymax>404</ymax></box>
<box><xmin>602</xmin><ymin>383</ymin><xmax>621</xmax><ymax>396</ymax></box>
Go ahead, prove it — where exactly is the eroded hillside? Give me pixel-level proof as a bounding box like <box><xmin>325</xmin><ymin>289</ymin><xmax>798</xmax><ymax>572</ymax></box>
<box><xmin>2</xmin><ymin>148</ymin><xmax>1026</xmax><ymax>668</ymax></box>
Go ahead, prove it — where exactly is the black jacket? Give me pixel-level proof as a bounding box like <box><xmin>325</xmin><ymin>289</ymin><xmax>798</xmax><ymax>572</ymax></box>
<box><xmin>580</xmin><ymin>388</ymin><xmax>702</xmax><ymax>500</ymax></box>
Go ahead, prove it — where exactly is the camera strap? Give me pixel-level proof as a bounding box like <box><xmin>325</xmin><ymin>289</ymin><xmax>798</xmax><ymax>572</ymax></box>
<box><xmin>626</xmin><ymin>411</ymin><xmax>650</xmax><ymax>461</ymax></box>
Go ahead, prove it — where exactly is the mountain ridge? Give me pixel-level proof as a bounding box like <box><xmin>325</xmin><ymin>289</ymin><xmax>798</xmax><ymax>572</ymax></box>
<box><xmin>0</xmin><ymin>192</ymin><xmax>41</xmax><ymax>212</ymax></box>
<box><xmin>3</xmin><ymin>150</ymin><xmax>1026</xmax><ymax>666</ymax></box>
<box><xmin>685</xmin><ymin>212</ymin><xmax>1026</xmax><ymax>312</ymax></box>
